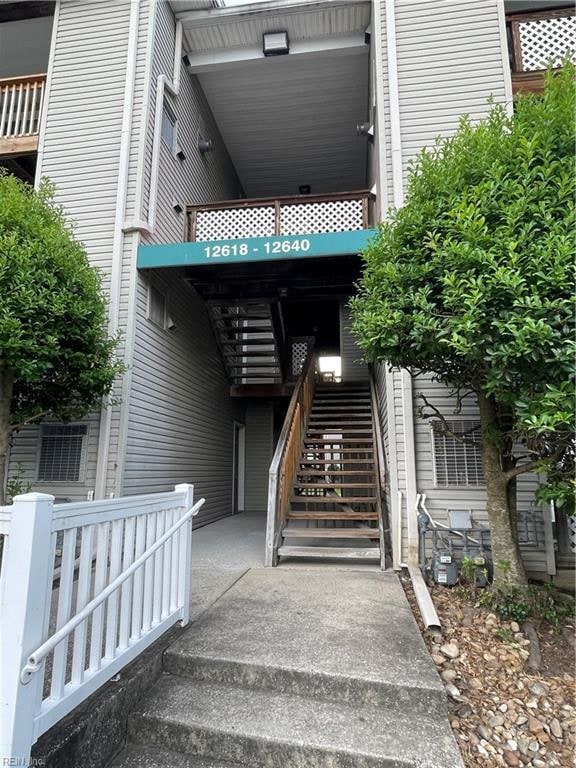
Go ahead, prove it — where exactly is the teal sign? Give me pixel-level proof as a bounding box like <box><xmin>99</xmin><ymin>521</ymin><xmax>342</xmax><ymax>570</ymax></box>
<box><xmin>137</xmin><ymin>229</ymin><xmax>377</xmax><ymax>269</ymax></box>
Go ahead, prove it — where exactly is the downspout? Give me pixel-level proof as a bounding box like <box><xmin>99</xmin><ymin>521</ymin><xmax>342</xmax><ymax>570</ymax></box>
<box><xmin>94</xmin><ymin>0</ymin><xmax>142</xmax><ymax>499</ymax></box>
<box><xmin>113</xmin><ymin>0</ymin><xmax>158</xmax><ymax>497</ymax></box>
<box><xmin>124</xmin><ymin>21</ymin><xmax>183</xmax><ymax>235</ymax></box>
<box><xmin>385</xmin><ymin>0</ymin><xmax>419</xmax><ymax>565</ymax></box>
<box><xmin>34</xmin><ymin>0</ymin><xmax>60</xmax><ymax>189</ymax></box>
<box><xmin>371</xmin><ymin>0</ymin><xmax>390</xmax><ymax>216</ymax></box>
<box><xmin>496</xmin><ymin>0</ymin><xmax>514</xmax><ymax>114</ymax></box>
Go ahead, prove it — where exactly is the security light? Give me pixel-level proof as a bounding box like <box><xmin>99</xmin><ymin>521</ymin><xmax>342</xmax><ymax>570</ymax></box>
<box><xmin>357</xmin><ymin>122</ymin><xmax>373</xmax><ymax>137</ymax></box>
<box><xmin>197</xmin><ymin>135</ymin><xmax>213</xmax><ymax>154</ymax></box>
<box><xmin>298</xmin><ymin>185</ymin><xmax>311</xmax><ymax>195</ymax></box>
<box><xmin>263</xmin><ymin>31</ymin><xmax>289</xmax><ymax>56</ymax></box>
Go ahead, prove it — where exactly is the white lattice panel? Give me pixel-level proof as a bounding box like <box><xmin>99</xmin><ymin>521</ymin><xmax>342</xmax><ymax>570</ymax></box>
<box><xmin>519</xmin><ymin>16</ymin><xmax>575</xmax><ymax>71</ymax></box>
<box><xmin>195</xmin><ymin>206</ymin><xmax>275</xmax><ymax>241</ymax></box>
<box><xmin>291</xmin><ymin>342</ymin><xmax>309</xmax><ymax>376</ymax></box>
<box><xmin>568</xmin><ymin>515</ymin><xmax>576</xmax><ymax>553</ymax></box>
<box><xmin>280</xmin><ymin>199</ymin><xmax>364</xmax><ymax>236</ymax></box>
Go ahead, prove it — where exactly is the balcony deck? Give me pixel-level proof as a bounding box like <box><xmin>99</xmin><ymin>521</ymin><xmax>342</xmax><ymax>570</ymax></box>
<box><xmin>507</xmin><ymin>8</ymin><xmax>574</xmax><ymax>95</ymax></box>
<box><xmin>138</xmin><ymin>191</ymin><xmax>376</xmax><ymax>270</ymax></box>
<box><xmin>0</xmin><ymin>74</ymin><xmax>46</xmax><ymax>155</ymax></box>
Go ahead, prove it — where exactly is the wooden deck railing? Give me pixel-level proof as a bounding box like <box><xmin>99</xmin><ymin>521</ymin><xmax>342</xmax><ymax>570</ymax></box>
<box><xmin>187</xmin><ymin>191</ymin><xmax>371</xmax><ymax>242</ymax></box>
<box><xmin>0</xmin><ymin>74</ymin><xmax>46</xmax><ymax>151</ymax></box>
<box><xmin>507</xmin><ymin>8</ymin><xmax>574</xmax><ymax>94</ymax></box>
<box><xmin>265</xmin><ymin>350</ymin><xmax>317</xmax><ymax>567</ymax></box>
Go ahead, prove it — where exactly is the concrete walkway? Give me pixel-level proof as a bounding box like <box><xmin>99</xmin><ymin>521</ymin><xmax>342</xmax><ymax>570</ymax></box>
<box><xmin>107</xmin><ymin>513</ymin><xmax>463</xmax><ymax>768</ymax></box>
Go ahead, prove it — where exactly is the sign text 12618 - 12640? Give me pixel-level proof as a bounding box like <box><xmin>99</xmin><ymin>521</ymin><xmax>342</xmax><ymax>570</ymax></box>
<box><xmin>203</xmin><ymin>238</ymin><xmax>311</xmax><ymax>259</ymax></box>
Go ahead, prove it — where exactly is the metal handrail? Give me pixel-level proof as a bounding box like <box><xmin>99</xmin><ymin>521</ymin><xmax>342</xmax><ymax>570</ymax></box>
<box><xmin>20</xmin><ymin>498</ymin><xmax>205</xmax><ymax>682</ymax></box>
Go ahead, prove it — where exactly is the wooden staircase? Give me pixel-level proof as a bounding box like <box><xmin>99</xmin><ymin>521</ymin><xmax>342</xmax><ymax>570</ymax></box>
<box><xmin>276</xmin><ymin>381</ymin><xmax>385</xmax><ymax>565</ymax></box>
<box><xmin>209</xmin><ymin>301</ymin><xmax>283</xmax><ymax>385</ymax></box>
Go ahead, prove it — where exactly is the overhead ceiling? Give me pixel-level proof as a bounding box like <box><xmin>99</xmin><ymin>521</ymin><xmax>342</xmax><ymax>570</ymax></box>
<box><xmin>177</xmin><ymin>1</ymin><xmax>372</xmax><ymax>198</ymax></box>
<box><xmin>197</xmin><ymin>49</ymin><xmax>370</xmax><ymax>198</ymax></box>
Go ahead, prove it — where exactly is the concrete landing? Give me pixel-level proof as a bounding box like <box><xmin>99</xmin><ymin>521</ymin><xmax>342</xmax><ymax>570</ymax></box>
<box><xmin>166</xmin><ymin>569</ymin><xmax>443</xmax><ymax>712</ymax></box>
<box><xmin>110</xmin><ymin>568</ymin><xmax>463</xmax><ymax>768</ymax></box>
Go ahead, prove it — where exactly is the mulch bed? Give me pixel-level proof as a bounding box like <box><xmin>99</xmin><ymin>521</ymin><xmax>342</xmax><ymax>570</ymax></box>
<box><xmin>402</xmin><ymin>575</ymin><xmax>575</xmax><ymax>768</ymax></box>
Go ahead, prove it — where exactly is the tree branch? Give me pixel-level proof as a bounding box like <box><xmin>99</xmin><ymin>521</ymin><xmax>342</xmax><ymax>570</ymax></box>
<box><xmin>10</xmin><ymin>411</ymin><xmax>51</xmax><ymax>432</ymax></box>
<box><xmin>418</xmin><ymin>394</ymin><xmax>480</xmax><ymax>447</ymax></box>
<box><xmin>504</xmin><ymin>446</ymin><xmax>565</xmax><ymax>480</ymax></box>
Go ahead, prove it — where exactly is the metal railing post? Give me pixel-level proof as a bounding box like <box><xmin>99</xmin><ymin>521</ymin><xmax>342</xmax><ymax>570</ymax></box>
<box><xmin>0</xmin><ymin>493</ymin><xmax>55</xmax><ymax>763</ymax></box>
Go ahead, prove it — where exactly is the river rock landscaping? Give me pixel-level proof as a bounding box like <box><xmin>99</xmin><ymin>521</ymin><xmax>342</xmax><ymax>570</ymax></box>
<box><xmin>403</xmin><ymin>577</ymin><xmax>575</xmax><ymax>768</ymax></box>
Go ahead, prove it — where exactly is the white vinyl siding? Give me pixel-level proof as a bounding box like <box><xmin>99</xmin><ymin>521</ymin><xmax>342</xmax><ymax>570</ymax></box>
<box><xmin>393</xmin><ymin>0</ymin><xmax>509</xmax><ymax>177</ymax></box>
<box><xmin>339</xmin><ymin>300</ymin><xmax>369</xmax><ymax>382</ymax></box>
<box><xmin>121</xmin><ymin>1</ymin><xmax>243</xmax><ymax>525</ymax></box>
<box><xmin>123</xmin><ymin>271</ymin><xmax>243</xmax><ymax>526</ymax></box>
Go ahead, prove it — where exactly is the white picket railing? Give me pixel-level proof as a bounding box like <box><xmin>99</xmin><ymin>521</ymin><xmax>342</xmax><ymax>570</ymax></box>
<box><xmin>0</xmin><ymin>74</ymin><xmax>46</xmax><ymax>139</ymax></box>
<box><xmin>0</xmin><ymin>484</ymin><xmax>204</xmax><ymax>763</ymax></box>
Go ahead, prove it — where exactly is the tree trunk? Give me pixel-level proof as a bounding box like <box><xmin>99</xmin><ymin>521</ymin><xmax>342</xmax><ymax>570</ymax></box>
<box><xmin>477</xmin><ymin>391</ymin><xmax>527</xmax><ymax>586</ymax></box>
<box><xmin>0</xmin><ymin>367</ymin><xmax>14</xmax><ymax>506</ymax></box>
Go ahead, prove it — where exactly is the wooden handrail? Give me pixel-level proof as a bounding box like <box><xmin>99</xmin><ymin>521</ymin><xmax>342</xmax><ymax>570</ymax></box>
<box><xmin>265</xmin><ymin>350</ymin><xmax>317</xmax><ymax>566</ymax></box>
<box><xmin>187</xmin><ymin>190</ymin><xmax>372</xmax><ymax>214</ymax></box>
<box><xmin>369</xmin><ymin>364</ymin><xmax>387</xmax><ymax>570</ymax></box>
<box><xmin>0</xmin><ymin>73</ymin><xmax>46</xmax><ymax>88</ymax></box>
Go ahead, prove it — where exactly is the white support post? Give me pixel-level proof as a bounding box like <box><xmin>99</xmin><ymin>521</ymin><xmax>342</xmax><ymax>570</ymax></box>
<box><xmin>0</xmin><ymin>493</ymin><xmax>55</xmax><ymax>762</ymax></box>
<box><xmin>175</xmin><ymin>484</ymin><xmax>194</xmax><ymax>626</ymax></box>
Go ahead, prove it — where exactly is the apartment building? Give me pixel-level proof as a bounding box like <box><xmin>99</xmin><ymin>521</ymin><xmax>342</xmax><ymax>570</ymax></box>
<box><xmin>1</xmin><ymin>0</ymin><xmax>574</xmax><ymax>575</ymax></box>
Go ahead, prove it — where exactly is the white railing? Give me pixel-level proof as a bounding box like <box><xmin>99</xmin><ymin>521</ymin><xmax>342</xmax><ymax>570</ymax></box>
<box><xmin>188</xmin><ymin>191</ymin><xmax>371</xmax><ymax>242</ymax></box>
<box><xmin>0</xmin><ymin>485</ymin><xmax>204</xmax><ymax>763</ymax></box>
<box><xmin>0</xmin><ymin>74</ymin><xmax>46</xmax><ymax>141</ymax></box>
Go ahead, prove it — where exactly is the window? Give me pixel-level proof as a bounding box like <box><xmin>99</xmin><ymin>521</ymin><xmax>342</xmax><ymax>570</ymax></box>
<box><xmin>161</xmin><ymin>100</ymin><xmax>176</xmax><ymax>151</ymax></box>
<box><xmin>147</xmin><ymin>284</ymin><xmax>167</xmax><ymax>328</ymax></box>
<box><xmin>38</xmin><ymin>425</ymin><xmax>88</xmax><ymax>482</ymax></box>
<box><xmin>431</xmin><ymin>420</ymin><xmax>484</xmax><ymax>487</ymax></box>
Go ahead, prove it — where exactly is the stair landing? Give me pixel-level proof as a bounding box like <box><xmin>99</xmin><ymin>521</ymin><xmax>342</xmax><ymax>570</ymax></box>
<box><xmin>109</xmin><ymin>569</ymin><xmax>463</xmax><ymax>768</ymax></box>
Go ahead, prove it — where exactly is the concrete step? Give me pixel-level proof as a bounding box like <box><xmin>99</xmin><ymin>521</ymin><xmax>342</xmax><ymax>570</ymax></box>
<box><xmin>109</xmin><ymin>745</ymin><xmax>245</xmax><ymax>768</ymax></box>
<box><xmin>164</xmin><ymin>570</ymin><xmax>447</xmax><ymax>716</ymax></box>
<box><xmin>128</xmin><ymin>675</ymin><xmax>462</xmax><ymax>768</ymax></box>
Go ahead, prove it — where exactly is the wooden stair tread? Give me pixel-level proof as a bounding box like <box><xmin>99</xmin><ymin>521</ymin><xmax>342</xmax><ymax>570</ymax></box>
<box><xmin>297</xmin><ymin>470</ymin><xmax>376</xmax><ymax>476</ymax></box>
<box><xmin>278</xmin><ymin>545</ymin><xmax>380</xmax><ymax>560</ymax></box>
<box><xmin>301</xmin><ymin>450</ymin><xmax>375</xmax><ymax>455</ymax></box>
<box><xmin>299</xmin><ymin>460</ymin><xmax>375</xmax><ymax>466</ymax></box>
<box><xmin>287</xmin><ymin>510</ymin><xmax>379</xmax><ymax>520</ymax></box>
<box><xmin>309</xmin><ymin>419</ymin><xmax>373</xmax><ymax>424</ymax></box>
<box><xmin>291</xmin><ymin>496</ymin><xmax>377</xmax><ymax>503</ymax></box>
<box><xmin>294</xmin><ymin>482</ymin><xmax>376</xmax><ymax>488</ymax></box>
<box><xmin>221</xmin><ymin>339</ymin><xmax>278</xmax><ymax>346</ymax></box>
<box><xmin>282</xmin><ymin>528</ymin><xmax>380</xmax><ymax>539</ymax></box>
<box><xmin>306</xmin><ymin>424</ymin><xmax>372</xmax><ymax>435</ymax></box>
<box><xmin>304</xmin><ymin>440</ymin><xmax>374</xmax><ymax>445</ymax></box>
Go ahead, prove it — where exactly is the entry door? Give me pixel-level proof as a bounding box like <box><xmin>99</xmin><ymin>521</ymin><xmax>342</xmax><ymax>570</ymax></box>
<box><xmin>232</xmin><ymin>422</ymin><xmax>246</xmax><ymax>515</ymax></box>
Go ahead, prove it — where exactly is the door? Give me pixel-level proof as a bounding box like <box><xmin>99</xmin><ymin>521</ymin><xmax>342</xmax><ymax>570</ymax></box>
<box><xmin>232</xmin><ymin>422</ymin><xmax>246</xmax><ymax>515</ymax></box>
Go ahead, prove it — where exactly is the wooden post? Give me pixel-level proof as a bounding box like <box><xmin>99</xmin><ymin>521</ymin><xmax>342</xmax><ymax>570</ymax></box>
<box><xmin>0</xmin><ymin>493</ymin><xmax>55</xmax><ymax>762</ymax></box>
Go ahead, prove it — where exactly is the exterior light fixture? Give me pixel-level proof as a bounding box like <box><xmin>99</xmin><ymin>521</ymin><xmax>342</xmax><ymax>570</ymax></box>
<box><xmin>357</xmin><ymin>122</ymin><xmax>374</xmax><ymax>139</ymax></box>
<box><xmin>298</xmin><ymin>185</ymin><xmax>311</xmax><ymax>195</ymax></box>
<box><xmin>263</xmin><ymin>31</ymin><xmax>289</xmax><ymax>56</ymax></box>
<box><xmin>197</xmin><ymin>135</ymin><xmax>213</xmax><ymax>154</ymax></box>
